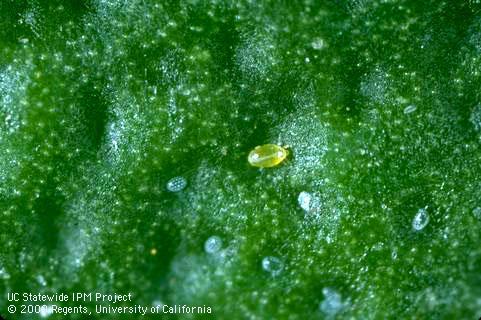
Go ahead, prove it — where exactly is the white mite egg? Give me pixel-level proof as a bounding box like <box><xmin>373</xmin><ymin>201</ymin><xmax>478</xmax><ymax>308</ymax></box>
<box><xmin>166</xmin><ymin>176</ymin><xmax>187</xmax><ymax>192</ymax></box>
<box><xmin>412</xmin><ymin>208</ymin><xmax>429</xmax><ymax>231</ymax></box>
<box><xmin>204</xmin><ymin>236</ymin><xmax>222</xmax><ymax>254</ymax></box>
<box><xmin>262</xmin><ymin>256</ymin><xmax>283</xmax><ymax>276</ymax></box>
<box><xmin>319</xmin><ymin>287</ymin><xmax>344</xmax><ymax>316</ymax></box>
<box><xmin>403</xmin><ymin>105</ymin><xmax>417</xmax><ymax>114</ymax></box>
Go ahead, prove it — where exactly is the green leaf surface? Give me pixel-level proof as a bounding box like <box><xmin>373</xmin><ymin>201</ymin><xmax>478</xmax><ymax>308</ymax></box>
<box><xmin>1</xmin><ymin>0</ymin><xmax>481</xmax><ymax>319</ymax></box>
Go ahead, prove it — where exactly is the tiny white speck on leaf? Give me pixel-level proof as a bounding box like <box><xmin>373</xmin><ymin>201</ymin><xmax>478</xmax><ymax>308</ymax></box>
<box><xmin>473</xmin><ymin>207</ymin><xmax>481</xmax><ymax>219</ymax></box>
<box><xmin>391</xmin><ymin>249</ymin><xmax>398</xmax><ymax>260</ymax></box>
<box><xmin>36</xmin><ymin>274</ymin><xmax>47</xmax><ymax>286</ymax></box>
<box><xmin>311</xmin><ymin>37</ymin><xmax>325</xmax><ymax>50</ymax></box>
<box><xmin>152</xmin><ymin>300</ymin><xmax>164</xmax><ymax>307</ymax></box>
<box><xmin>39</xmin><ymin>306</ymin><xmax>53</xmax><ymax>318</ymax></box>
<box><xmin>0</xmin><ymin>266</ymin><xmax>10</xmax><ymax>280</ymax></box>
<box><xmin>166</xmin><ymin>176</ymin><xmax>187</xmax><ymax>192</ymax></box>
<box><xmin>403</xmin><ymin>105</ymin><xmax>417</xmax><ymax>114</ymax></box>
<box><xmin>470</xmin><ymin>104</ymin><xmax>481</xmax><ymax>132</ymax></box>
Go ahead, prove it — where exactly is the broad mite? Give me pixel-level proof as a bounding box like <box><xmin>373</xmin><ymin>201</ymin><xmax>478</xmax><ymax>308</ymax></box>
<box><xmin>248</xmin><ymin>144</ymin><xmax>289</xmax><ymax>168</ymax></box>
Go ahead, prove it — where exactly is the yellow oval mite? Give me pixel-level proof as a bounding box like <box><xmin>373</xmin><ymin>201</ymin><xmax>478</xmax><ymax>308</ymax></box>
<box><xmin>248</xmin><ymin>144</ymin><xmax>288</xmax><ymax>168</ymax></box>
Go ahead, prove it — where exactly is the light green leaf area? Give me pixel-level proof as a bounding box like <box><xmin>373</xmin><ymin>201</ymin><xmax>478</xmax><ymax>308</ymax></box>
<box><xmin>1</xmin><ymin>0</ymin><xmax>481</xmax><ymax>319</ymax></box>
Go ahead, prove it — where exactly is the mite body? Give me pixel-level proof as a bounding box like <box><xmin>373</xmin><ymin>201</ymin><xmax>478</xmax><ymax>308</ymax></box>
<box><xmin>248</xmin><ymin>144</ymin><xmax>288</xmax><ymax>168</ymax></box>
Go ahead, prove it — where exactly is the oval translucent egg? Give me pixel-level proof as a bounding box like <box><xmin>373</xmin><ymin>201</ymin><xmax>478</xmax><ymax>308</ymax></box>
<box><xmin>166</xmin><ymin>176</ymin><xmax>187</xmax><ymax>192</ymax></box>
<box><xmin>248</xmin><ymin>144</ymin><xmax>288</xmax><ymax>168</ymax></box>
